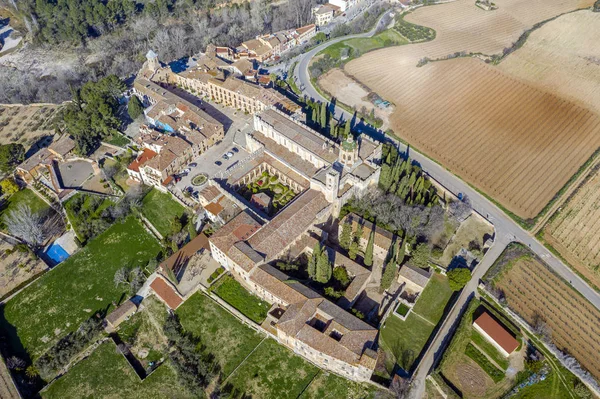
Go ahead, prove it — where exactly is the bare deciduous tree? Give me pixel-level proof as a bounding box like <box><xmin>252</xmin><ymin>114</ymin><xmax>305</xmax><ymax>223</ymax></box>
<box><xmin>114</xmin><ymin>267</ymin><xmax>129</xmax><ymax>288</ymax></box>
<box><xmin>4</xmin><ymin>203</ymin><xmax>45</xmax><ymax>247</ymax></box>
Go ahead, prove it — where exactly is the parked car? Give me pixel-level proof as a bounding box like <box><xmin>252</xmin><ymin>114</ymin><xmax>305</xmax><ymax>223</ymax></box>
<box><xmin>226</xmin><ymin>152</ymin><xmax>234</xmax><ymax>158</ymax></box>
<box><xmin>186</xmin><ymin>186</ymin><xmax>193</xmax><ymax>193</ymax></box>
<box><xmin>222</xmin><ymin>154</ymin><xmax>229</xmax><ymax>160</ymax></box>
<box><xmin>232</xmin><ymin>147</ymin><xmax>239</xmax><ymax>153</ymax></box>
<box><xmin>188</xmin><ymin>162</ymin><xmax>197</xmax><ymax>167</ymax></box>
<box><xmin>215</xmin><ymin>161</ymin><xmax>222</xmax><ymax>166</ymax></box>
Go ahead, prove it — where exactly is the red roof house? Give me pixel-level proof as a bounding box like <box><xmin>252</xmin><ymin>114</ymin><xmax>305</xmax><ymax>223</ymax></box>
<box><xmin>473</xmin><ymin>310</ymin><xmax>519</xmax><ymax>357</ymax></box>
<box><xmin>150</xmin><ymin>276</ymin><xmax>184</xmax><ymax>309</ymax></box>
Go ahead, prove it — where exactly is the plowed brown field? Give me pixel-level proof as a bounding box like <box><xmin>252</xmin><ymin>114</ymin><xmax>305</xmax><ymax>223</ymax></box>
<box><xmin>544</xmin><ymin>167</ymin><xmax>600</xmax><ymax>289</ymax></box>
<box><xmin>337</xmin><ymin>0</ymin><xmax>600</xmax><ymax>219</ymax></box>
<box><xmin>494</xmin><ymin>256</ymin><xmax>600</xmax><ymax>380</ymax></box>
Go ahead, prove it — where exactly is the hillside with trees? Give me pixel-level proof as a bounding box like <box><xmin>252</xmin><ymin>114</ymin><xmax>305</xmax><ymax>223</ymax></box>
<box><xmin>0</xmin><ymin>0</ymin><xmax>318</xmax><ymax>104</ymax></box>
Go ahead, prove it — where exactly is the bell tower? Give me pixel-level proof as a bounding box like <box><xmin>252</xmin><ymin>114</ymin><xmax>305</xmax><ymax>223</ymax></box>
<box><xmin>146</xmin><ymin>49</ymin><xmax>160</xmax><ymax>72</ymax></box>
<box><xmin>339</xmin><ymin>135</ymin><xmax>359</xmax><ymax>168</ymax></box>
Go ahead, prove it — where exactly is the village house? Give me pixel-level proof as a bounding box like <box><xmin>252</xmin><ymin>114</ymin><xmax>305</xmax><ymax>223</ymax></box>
<box><xmin>150</xmin><ymin>275</ymin><xmax>184</xmax><ymax>310</ymax></box>
<box><xmin>104</xmin><ymin>300</ymin><xmax>138</xmax><ymax>332</ymax></box>
<box><xmin>158</xmin><ymin>233</ymin><xmax>210</xmax><ymax>280</ymax></box>
<box><xmin>313</xmin><ymin>4</ymin><xmax>340</xmax><ymax>26</ymax></box>
<box><xmin>473</xmin><ymin>310</ymin><xmax>519</xmax><ymax>357</ymax></box>
<box><xmin>15</xmin><ymin>134</ymin><xmax>76</xmax><ymax>191</ymax></box>
<box><xmin>397</xmin><ymin>264</ymin><xmax>431</xmax><ymax>294</ymax></box>
<box><xmin>329</xmin><ymin>0</ymin><xmax>357</xmax><ymax>12</ymax></box>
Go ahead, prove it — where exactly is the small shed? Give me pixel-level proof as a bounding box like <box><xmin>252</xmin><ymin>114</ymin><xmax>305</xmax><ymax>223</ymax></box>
<box><xmin>473</xmin><ymin>310</ymin><xmax>519</xmax><ymax>357</ymax></box>
<box><xmin>397</xmin><ymin>264</ymin><xmax>431</xmax><ymax>294</ymax></box>
<box><xmin>105</xmin><ymin>300</ymin><xmax>138</xmax><ymax>331</ymax></box>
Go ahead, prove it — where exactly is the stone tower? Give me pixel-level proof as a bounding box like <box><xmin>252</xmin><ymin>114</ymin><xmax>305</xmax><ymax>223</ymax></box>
<box><xmin>339</xmin><ymin>135</ymin><xmax>359</xmax><ymax>168</ymax></box>
<box><xmin>146</xmin><ymin>49</ymin><xmax>160</xmax><ymax>72</ymax></box>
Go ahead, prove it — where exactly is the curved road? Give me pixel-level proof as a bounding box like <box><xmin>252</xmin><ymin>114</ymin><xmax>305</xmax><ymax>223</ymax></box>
<box><xmin>291</xmin><ymin>8</ymin><xmax>600</xmax><ymax>398</ymax></box>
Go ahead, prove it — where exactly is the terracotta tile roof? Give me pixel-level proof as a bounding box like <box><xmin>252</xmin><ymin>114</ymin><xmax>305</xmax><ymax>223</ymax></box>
<box><xmin>256</xmin><ymin>109</ymin><xmax>339</xmax><ymax>164</ymax></box>
<box><xmin>199</xmin><ymin>185</ymin><xmax>222</xmax><ymax>204</ymax></box>
<box><xmin>160</xmin><ymin>233</ymin><xmax>209</xmax><ymax>276</ymax></box>
<box><xmin>17</xmin><ymin>148</ymin><xmax>54</xmax><ymax>172</ymax></box>
<box><xmin>48</xmin><ymin>135</ymin><xmax>75</xmax><ymax>157</ymax></box>
<box><xmin>150</xmin><ymin>276</ymin><xmax>184</xmax><ymax>309</ymax></box>
<box><xmin>205</xmin><ymin>201</ymin><xmax>224</xmax><ymax>217</ymax></box>
<box><xmin>127</xmin><ymin>148</ymin><xmax>158</xmax><ymax>172</ymax></box>
<box><xmin>473</xmin><ymin>310</ymin><xmax>519</xmax><ymax>354</ymax></box>
<box><xmin>229</xmin><ymin>241</ymin><xmax>264</xmax><ymax>272</ymax></box>
<box><xmin>296</xmin><ymin>24</ymin><xmax>316</xmax><ymax>36</ymax></box>
<box><xmin>327</xmin><ymin>248</ymin><xmax>371</xmax><ymax>305</ymax></box>
<box><xmin>250</xmin><ymin>264</ymin><xmax>318</xmax><ymax>304</ymax></box>
<box><xmin>398</xmin><ymin>264</ymin><xmax>431</xmax><ymax>289</ymax></box>
<box><xmin>276</xmin><ymin>296</ymin><xmax>377</xmax><ymax>367</ymax></box>
<box><xmin>209</xmin><ymin>210</ymin><xmax>263</xmax><ymax>261</ymax></box>
<box><xmin>248</xmin><ymin>189</ymin><xmax>329</xmax><ymax>260</ymax></box>
<box><xmin>105</xmin><ymin>300</ymin><xmax>137</xmax><ymax>327</ymax></box>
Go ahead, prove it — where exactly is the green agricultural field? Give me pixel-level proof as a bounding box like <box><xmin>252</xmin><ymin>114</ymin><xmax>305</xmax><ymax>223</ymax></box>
<box><xmin>41</xmin><ymin>341</ymin><xmax>192</xmax><ymax>399</ymax></box>
<box><xmin>176</xmin><ymin>292</ymin><xmax>263</xmax><ymax>377</ymax></box>
<box><xmin>226</xmin><ymin>338</ymin><xmax>319</xmax><ymax>399</ymax></box>
<box><xmin>380</xmin><ymin>272</ymin><xmax>453</xmax><ymax>372</ymax></box>
<box><xmin>1</xmin><ymin>217</ymin><xmax>161</xmax><ymax>359</ymax></box>
<box><xmin>211</xmin><ymin>275</ymin><xmax>269</xmax><ymax>324</ymax></box>
<box><xmin>0</xmin><ymin>188</ymin><xmax>50</xmax><ymax>229</ymax></box>
<box><xmin>141</xmin><ymin>188</ymin><xmax>186</xmax><ymax>237</ymax></box>
<box><xmin>299</xmin><ymin>370</ymin><xmax>385</xmax><ymax>399</ymax></box>
<box><xmin>320</xmin><ymin>30</ymin><xmax>408</xmax><ymax>61</ymax></box>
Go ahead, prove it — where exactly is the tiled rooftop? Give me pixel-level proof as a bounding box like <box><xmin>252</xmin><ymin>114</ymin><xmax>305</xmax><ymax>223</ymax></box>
<box><xmin>256</xmin><ymin>109</ymin><xmax>339</xmax><ymax>164</ymax></box>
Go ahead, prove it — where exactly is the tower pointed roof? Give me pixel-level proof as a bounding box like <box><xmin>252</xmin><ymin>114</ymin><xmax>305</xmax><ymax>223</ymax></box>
<box><xmin>146</xmin><ymin>49</ymin><xmax>158</xmax><ymax>60</ymax></box>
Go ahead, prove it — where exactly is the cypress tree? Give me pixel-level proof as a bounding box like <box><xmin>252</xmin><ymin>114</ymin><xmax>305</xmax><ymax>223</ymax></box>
<box><xmin>320</xmin><ymin>101</ymin><xmax>327</xmax><ymax>129</ymax></box>
<box><xmin>308</xmin><ymin>243</ymin><xmax>319</xmax><ymax>279</ymax></box>
<box><xmin>340</xmin><ymin>221</ymin><xmax>353</xmax><ymax>250</ymax></box>
<box><xmin>316</xmin><ymin>248</ymin><xmax>332</xmax><ymax>283</ymax></box>
<box><xmin>349</xmin><ymin>241</ymin><xmax>359</xmax><ymax>260</ymax></box>
<box><xmin>311</xmin><ymin>104</ymin><xmax>318</xmax><ymax>125</ymax></box>
<box><xmin>344</xmin><ymin>119</ymin><xmax>351</xmax><ymax>138</ymax></box>
<box><xmin>364</xmin><ymin>229</ymin><xmax>375</xmax><ymax>267</ymax></box>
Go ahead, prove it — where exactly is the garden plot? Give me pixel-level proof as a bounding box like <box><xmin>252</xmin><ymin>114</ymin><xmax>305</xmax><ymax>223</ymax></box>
<box><xmin>0</xmin><ymin>240</ymin><xmax>47</xmax><ymax>299</ymax></box>
<box><xmin>238</xmin><ymin>170</ymin><xmax>298</xmax><ymax>217</ymax></box>
<box><xmin>141</xmin><ymin>189</ymin><xmax>187</xmax><ymax>237</ymax></box>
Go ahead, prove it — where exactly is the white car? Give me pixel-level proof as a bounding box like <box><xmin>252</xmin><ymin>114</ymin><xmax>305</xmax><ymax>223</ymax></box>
<box><xmin>226</xmin><ymin>152</ymin><xmax>234</xmax><ymax>158</ymax></box>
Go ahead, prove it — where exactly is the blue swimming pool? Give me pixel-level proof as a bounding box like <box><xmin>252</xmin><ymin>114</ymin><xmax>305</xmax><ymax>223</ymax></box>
<box><xmin>45</xmin><ymin>242</ymin><xmax>70</xmax><ymax>266</ymax></box>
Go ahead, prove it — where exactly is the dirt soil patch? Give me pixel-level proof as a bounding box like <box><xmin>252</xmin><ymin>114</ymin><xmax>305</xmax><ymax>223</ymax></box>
<box><xmin>445</xmin><ymin>356</ymin><xmax>494</xmax><ymax>397</ymax></box>
<box><xmin>0</xmin><ymin>240</ymin><xmax>47</xmax><ymax>299</ymax></box>
<box><xmin>0</xmin><ymin>104</ymin><xmax>62</xmax><ymax>149</ymax></box>
<box><xmin>318</xmin><ymin>68</ymin><xmax>394</xmax><ymax>130</ymax></box>
<box><xmin>440</xmin><ymin>214</ymin><xmax>494</xmax><ymax>267</ymax></box>
<box><xmin>497</xmin><ymin>11</ymin><xmax>600</xmax><ymax>114</ymax></box>
<box><xmin>341</xmin><ymin>0</ymin><xmax>599</xmax><ymax>220</ymax></box>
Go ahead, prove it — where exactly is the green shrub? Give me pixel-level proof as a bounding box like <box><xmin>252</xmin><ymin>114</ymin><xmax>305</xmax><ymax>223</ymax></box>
<box><xmin>395</xmin><ymin>303</ymin><xmax>410</xmax><ymax>317</ymax></box>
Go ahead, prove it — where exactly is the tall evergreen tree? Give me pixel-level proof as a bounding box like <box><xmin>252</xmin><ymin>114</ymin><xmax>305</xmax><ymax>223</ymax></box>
<box><xmin>349</xmin><ymin>241</ymin><xmax>359</xmax><ymax>260</ymax></box>
<box><xmin>364</xmin><ymin>229</ymin><xmax>375</xmax><ymax>267</ymax></box>
<box><xmin>311</xmin><ymin>104</ymin><xmax>318</xmax><ymax>125</ymax></box>
<box><xmin>308</xmin><ymin>243</ymin><xmax>319</xmax><ymax>279</ymax></box>
<box><xmin>316</xmin><ymin>247</ymin><xmax>332</xmax><ymax>283</ymax></box>
<box><xmin>344</xmin><ymin>119</ymin><xmax>351</xmax><ymax>138</ymax></box>
<box><xmin>380</xmin><ymin>241</ymin><xmax>398</xmax><ymax>292</ymax></box>
<box><xmin>340</xmin><ymin>221</ymin><xmax>353</xmax><ymax>250</ymax></box>
<box><xmin>127</xmin><ymin>95</ymin><xmax>144</xmax><ymax>120</ymax></box>
<box><xmin>320</xmin><ymin>101</ymin><xmax>327</xmax><ymax>129</ymax></box>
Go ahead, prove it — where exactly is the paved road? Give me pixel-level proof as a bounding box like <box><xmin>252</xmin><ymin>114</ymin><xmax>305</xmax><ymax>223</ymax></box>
<box><xmin>291</xmin><ymin>9</ymin><xmax>600</xmax><ymax>398</ymax></box>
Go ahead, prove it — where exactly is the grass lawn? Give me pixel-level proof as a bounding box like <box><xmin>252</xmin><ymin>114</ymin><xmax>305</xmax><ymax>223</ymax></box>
<box><xmin>471</xmin><ymin>330</ymin><xmax>509</xmax><ymax>370</ymax></box>
<box><xmin>211</xmin><ymin>275</ymin><xmax>269</xmax><ymax>324</ymax></box>
<box><xmin>1</xmin><ymin>217</ymin><xmax>161</xmax><ymax>359</ymax></box>
<box><xmin>320</xmin><ymin>29</ymin><xmax>408</xmax><ymax>60</ymax></box>
<box><xmin>411</xmin><ymin>273</ymin><xmax>453</xmax><ymax>324</ymax></box>
<box><xmin>141</xmin><ymin>188</ymin><xmax>186</xmax><ymax>237</ymax></box>
<box><xmin>0</xmin><ymin>188</ymin><xmax>50</xmax><ymax>229</ymax></box>
<box><xmin>380</xmin><ymin>312</ymin><xmax>434</xmax><ymax>371</ymax></box>
<box><xmin>176</xmin><ymin>292</ymin><xmax>263</xmax><ymax>377</ymax></box>
<box><xmin>299</xmin><ymin>370</ymin><xmax>384</xmax><ymax>399</ymax></box>
<box><xmin>41</xmin><ymin>341</ymin><xmax>193</xmax><ymax>399</ymax></box>
<box><xmin>226</xmin><ymin>338</ymin><xmax>319</xmax><ymax>399</ymax></box>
